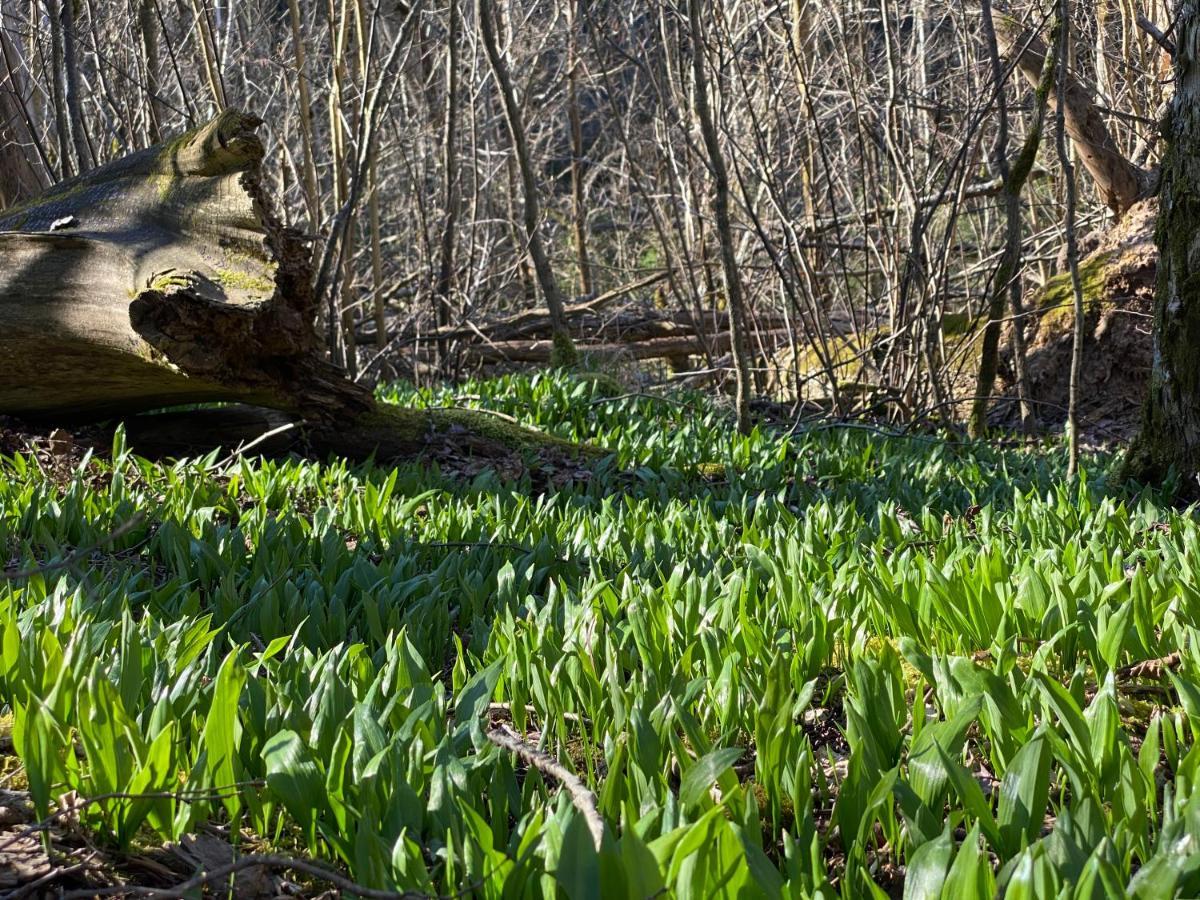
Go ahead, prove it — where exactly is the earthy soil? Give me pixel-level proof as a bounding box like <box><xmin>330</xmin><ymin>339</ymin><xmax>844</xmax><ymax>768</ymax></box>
<box><xmin>998</xmin><ymin>198</ymin><xmax>1158</xmax><ymax>444</ymax></box>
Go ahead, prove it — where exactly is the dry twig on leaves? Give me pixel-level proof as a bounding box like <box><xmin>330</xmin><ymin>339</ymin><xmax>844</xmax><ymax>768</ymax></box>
<box><xmin>486</xmin><ymin>724</ymin><xmax>606</xmax><ymax>850</ymax></box>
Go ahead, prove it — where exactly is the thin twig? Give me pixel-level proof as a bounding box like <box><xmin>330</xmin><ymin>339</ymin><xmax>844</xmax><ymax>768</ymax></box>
<box><xmin>1</xmin><ymin>511</ymin><xmax>147</xmax><ymax>582</ymax></box>
<box><xmin>486</xmin><ymin>723</ymin><xmax>605</xmax><ymax>850</ymax></box>
<box><xmin>0</xmin><ymin>783</ymin><xmax>264</xmax><ymax>854</ymax></box>
<box><xmin>213</xmin><ymin>421</ymin><xmax>298</xmax><ymax>469</ymax></box>
<box><xmin>52</xmin><ymin>854</ymin><xmax>429</xmax><ymax>900</ymax></box>
<box><xmin>6</xmin><ymin>862</ymin><xmax>90</xmax><ymax>899</ymax></box>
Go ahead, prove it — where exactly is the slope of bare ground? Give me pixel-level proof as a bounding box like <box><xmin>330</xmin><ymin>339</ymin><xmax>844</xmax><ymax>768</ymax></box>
<box><xmin>997</xmin><ymin>198</ymin><xmax>1158</xmax><ymax>442</ymax></box>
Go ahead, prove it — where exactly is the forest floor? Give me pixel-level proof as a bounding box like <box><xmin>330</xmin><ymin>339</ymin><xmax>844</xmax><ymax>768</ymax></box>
<box><xmin>0</xmin><ymin>372</ymin><xmax>1197</xmax><ymax>898</ymax></box>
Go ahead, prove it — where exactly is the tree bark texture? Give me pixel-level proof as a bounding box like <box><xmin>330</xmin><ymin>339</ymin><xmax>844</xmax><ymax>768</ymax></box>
<box><xmin>0</xmin><ymin>110</ymin><xmax>596</xmax><ymax>465</ymax></box>
<box><xmin>995</xmin><ymin>15</ymin><xmax>1148</xmax><ymax>216</ymax></box>
<box><xmin>0</xmin><ymin>110</ymin><xmax>366</xmax><ymax>421</ymax></box>
<box><xmin>1126</xmin><ymin>0</ymin><xmax>1200</xmax><ymax>486</ymax></box>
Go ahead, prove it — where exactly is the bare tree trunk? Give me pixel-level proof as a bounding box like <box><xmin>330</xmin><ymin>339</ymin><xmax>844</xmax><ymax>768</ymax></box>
<box><xmin>326</xmin><ymin>0</ymin><xmax>356</xmax><ymax>375</ymax></box>
<box><xmin>136</xmin><ymin>0</ymin><xmax>163</xmax><ymax>143</ymax></box>
<box><xmin>0</xmin><ymin>30</ymin><xmax>47</xmax><ymax>208</ymax></box>
<box><xmin>58</xmin><ymin>0</ymin><xmax>92</xmax><ymax>172</ymax></box>
<box><xmin>188</xmin><ymin>0</ymin><xmax>227</xmax><ymax>111</ymax></box>
<box><xmin>476</xmin><ymin>0</ymin><xmax>577</xmax><ymax>366</ymax></box>
<box><xmin>1124</xmin><ymin>1</ymin><xmax>1200</xmax><ymax>487</ymax></box>
<box><xmin>996</xmin><ymin>15</ymin><xmax>1147</xmax><ymax>217</ymax></box>
<box><xmin>353</xmin><ymin>0</ymin><xmax>385</xmax><ymax>353</ymax></box>
<box><xmin>434</xmin><ymin>0</ymin><xmax>461</xmax><ymax>364</ymax></box>
<box><xmin>566</xmin><ymin>0</ymin><xmax>593</xmax><ymax>298</ymax></box>
<box><xmin>687</xmin><ymin>0</ymin><xmax>752</xmax><ymax>434</ymax></box>
<box><xmin>45</xmin><ymin>0</ymin><xmax>73</xmax><ymax>179</ymax></box>
<box><xmin>286</xmin><ymin>0</ymin><xmax>322</xmax><ymax>234</ymax></box>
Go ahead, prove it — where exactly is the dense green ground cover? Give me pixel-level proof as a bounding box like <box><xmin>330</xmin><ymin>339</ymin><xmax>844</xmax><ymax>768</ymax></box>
<box><xmin>1</xmin><ymin>372</ymin><xmax>1199</xmax><ymax>897</ymax></box>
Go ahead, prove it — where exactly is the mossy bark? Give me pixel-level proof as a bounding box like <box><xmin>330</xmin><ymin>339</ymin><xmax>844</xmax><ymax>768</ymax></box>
<box><xmin>0</xmin><ymin>111</ymin><xmax>593</xmax><ymax>463</ymax></box>
<box><xmin>994</xmin><ymin>15</ymin><xmax>1148</xmax><ymax>217</ymax></box>
<box><xmin>0</xmin><ymin>110</ymin><xmax>360</xmax><ymax>419</ymax></box>
<box><xmin>968</xmin><ymin>13</ymin><xmax>1057</xmax><ymax>438</ymax></box>
<box><xmin>1124</xmin><ymin>2</ymin><xmax>1200</xmax><ymax>490</ymax></box>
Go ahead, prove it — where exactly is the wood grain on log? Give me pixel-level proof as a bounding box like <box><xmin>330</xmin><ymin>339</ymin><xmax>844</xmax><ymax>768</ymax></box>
<box><xmin>0</xmin><ymin>109</ymin><xmax>368</xmax><ymax>420</ymax></box>
<box><xmin>0</xmin><ymin>112</ymin><xmax>597</xmax><ymax>464</ymax></box>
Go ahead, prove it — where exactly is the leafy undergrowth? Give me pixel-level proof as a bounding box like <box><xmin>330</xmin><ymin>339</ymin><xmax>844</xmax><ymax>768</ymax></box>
<box><xmin>0</xmin><ymin>371</ymin><xmax>1198</xmax><ymax>897</ymax></box>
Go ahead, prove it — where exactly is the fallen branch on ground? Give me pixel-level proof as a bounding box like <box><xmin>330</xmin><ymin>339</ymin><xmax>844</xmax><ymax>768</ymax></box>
<box><xmin>486</xmin><ymin>724</ymin><xmax>606</xmax><ymax>850</ymax></box>
<box><xmin>1118</xmin><ymin>652</ymin><xmax>1182</xmax><ymax>680</ymax></box>
<box><xmin>54</xmin><ymin>854</ymin><xmax>429</xmax><ymax>900</ymax></box>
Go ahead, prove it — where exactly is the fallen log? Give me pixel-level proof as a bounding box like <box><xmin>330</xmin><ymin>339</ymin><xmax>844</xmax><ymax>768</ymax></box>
<box><xmin>0</xmin><ymin>111</ymin><xmax>593</xmax><ymax>462</ymax></box>
<box><xmin>0</xmin><ymin>109</ymin><xmax>362</xmax><ymax>419</ymax></box>
<box><xmin>469</xmin><ymin>330</ymin><xmax>790</xmax><ymax>364</ymax></box>
<box><xmin>361</xmin><ymin>304</ymin><xmax>792</xmax><ymax>353</ymax></box>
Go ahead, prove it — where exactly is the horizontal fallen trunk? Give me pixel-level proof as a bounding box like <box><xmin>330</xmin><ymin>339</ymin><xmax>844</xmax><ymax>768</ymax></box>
<box><xmin>0</xmin><ymin>111</ymin><xmax>591</xmax><ymax>462</ymax></box>
<box><xmin>0</xmin><ymin>109</ymin><xmax>366</xmax><ymax>420</ymax></box>
<box><xmin>467</xmin><ymin>330</ymin><xmax>790</xmax><ymax>364</ymax></box>
<box><xmin>120</xmin><ymin>403</ymin><xmax>594</xmax><ymax>464</ymax></box>
<box><xmin>362</xmin><ymin>307</ymin><xmax>793</xmax><ymax>352</ymax></box>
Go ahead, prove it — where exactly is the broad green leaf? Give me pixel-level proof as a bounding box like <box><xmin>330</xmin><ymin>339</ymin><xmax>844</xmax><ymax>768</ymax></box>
<box><xmin>997</xmin><ymin>734</ymin><xmax>1052</xmax><ymax>858</ymax></box>
<box><xmin>903</xmin><ymin>828</ymin><xmax>953</xmax><ymax>900</ymax></box>
<box><xmin>679</xmin><ymin>747</ymin><xmax>742</xmax><ymax>807</ymax></box>
<box><xmin>203</xmin><ymin>650</ymin><xmax>246</xmax><ymax>820</ymax></box>
<box><xmin>555</xmin><ymin>811</ymin><xmax>601</xmax><ymax>900</ymax></box>
<box><xmin>942</xmin><ymin>823</ymin><xmax>995</xmax><ymax>899</ymax></box>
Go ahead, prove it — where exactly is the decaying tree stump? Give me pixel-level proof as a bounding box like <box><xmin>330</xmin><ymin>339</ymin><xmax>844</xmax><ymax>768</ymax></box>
<box><xmin>1016</xmin><ymin>198</ymin><xmax>1157</xmax><ymax>435</ymax></box>
<box><xmin>0</xmin><ymin>111</ymin><xmax>587</xmax><ymax>461</ymax></box>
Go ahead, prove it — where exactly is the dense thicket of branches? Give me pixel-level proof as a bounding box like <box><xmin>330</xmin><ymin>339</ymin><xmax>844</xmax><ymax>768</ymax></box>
<box><xmin>0</xmin><ymin>0</ymin><xmax>1174</xmax><ymax>430</ymax></box>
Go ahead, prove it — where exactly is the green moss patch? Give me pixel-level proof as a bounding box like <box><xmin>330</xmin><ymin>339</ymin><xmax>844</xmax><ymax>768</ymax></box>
<box><xmin>1036</xmin><ymin>252</ymin><xmax>1113</xmax><ymax>330</ymax></box>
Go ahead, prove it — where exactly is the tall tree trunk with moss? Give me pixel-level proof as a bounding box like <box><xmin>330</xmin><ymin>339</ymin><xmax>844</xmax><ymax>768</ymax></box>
<box><xmin>1055</xmin><ymin>3</ymin><xmax>1085</xmax><ymax>478</ymax></box>
<box><xmin>476</xmin><ymin>0</ymin><xmax>577</xmax><ymax>367</ymax></box>
<box><xmin>994</xmin><ymin>14</ymin><xmax>1149</xmax><ymax>219</ymax></box>
<box><xmin>688</xmin><ymin>0</ymin><xmax>753</xmax><ymax>434</ymax></box>
<box><xmin>969</xmin><ymin>5</ymin><xmax>1057</xmax><ymax>438</ymax></box>
<box><xmin>1125</xmin><ymin>1</ymin><xmax>1200</xmax><ymax>487</ymax></box>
